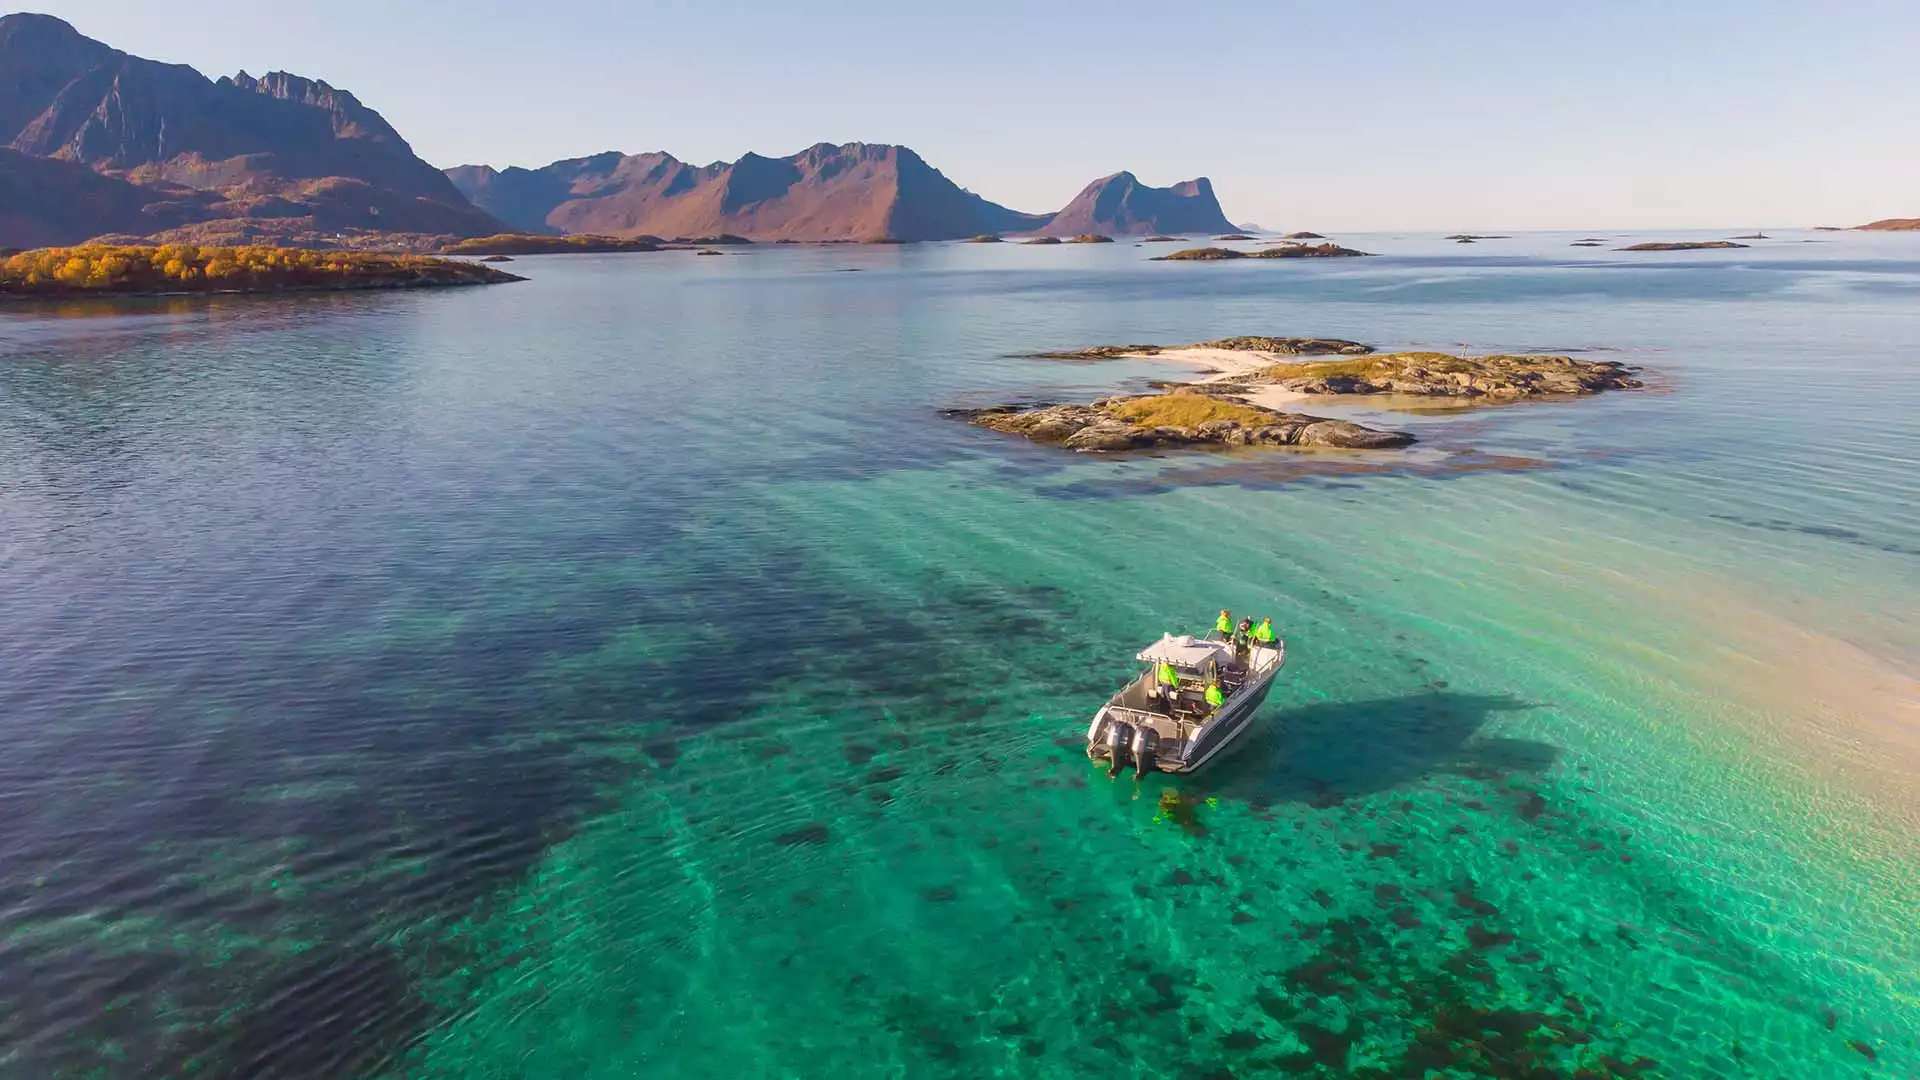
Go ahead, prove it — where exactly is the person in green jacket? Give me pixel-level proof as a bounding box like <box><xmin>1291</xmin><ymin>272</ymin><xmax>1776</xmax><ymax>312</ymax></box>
<box><xmin>1155</xmin><ymin>659</ymin><xmax>1180</xmax><ymax>712</ymax></box>
<box><xmin>1204</xmin><ymin>678</ymin><xmax>1225</xmax><ymax>712</ymax></box>
<box><xmin>1214</xmin><ymin>609</ymin><xmax>1233</xmax><ymax>637</ymax></box>
<box><xmin>1252</xmin><ymin>617</ymin><xmax>1276</xmax><ymax>646</ymax></box>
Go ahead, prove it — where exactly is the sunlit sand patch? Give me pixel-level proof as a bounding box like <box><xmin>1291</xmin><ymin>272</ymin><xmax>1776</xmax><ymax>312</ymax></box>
<box><xmin>1629</xmin><ymin>573</ymin><xmax>1920</xmax><ymax>836</ymax></box>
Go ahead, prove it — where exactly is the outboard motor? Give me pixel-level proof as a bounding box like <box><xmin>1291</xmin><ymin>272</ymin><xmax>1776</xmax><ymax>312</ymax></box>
<box><xmin>1104</xmin><ymin>720</ymin><xmax>1134</xmax><ymax>779</ymax></box>
<box><xmin>1088</xmin><ymin>716</ymin><xmax>1115</xmax><ymax>763</ymax></box>
<box><xmin>1130</xmin><ymin>726</ymin><xmax>1159</xmax><ymax>780</ymax></box>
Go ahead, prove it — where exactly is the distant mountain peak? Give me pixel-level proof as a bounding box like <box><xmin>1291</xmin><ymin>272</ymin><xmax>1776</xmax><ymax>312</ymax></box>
<box><xmin>1038</xmin><ymin>171</ymin><xmax>1234</xmax><ymax>236</ymax></box>
<box><xmin>0</xmin><ymin>17</ymin><xmax>502</xmax><ymax>247</ymax></box>
<box><xmin>0</xmin><ymin>11</ymin><xmax>86</xmax><ymax>41</ymax></box>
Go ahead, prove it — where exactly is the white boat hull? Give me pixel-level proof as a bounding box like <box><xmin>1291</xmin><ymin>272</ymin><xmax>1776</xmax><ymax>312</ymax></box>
<box><xmin>1085</xmin><ymin>637</ymin><xmax>1284</xmax><ymax>775</ymax></box>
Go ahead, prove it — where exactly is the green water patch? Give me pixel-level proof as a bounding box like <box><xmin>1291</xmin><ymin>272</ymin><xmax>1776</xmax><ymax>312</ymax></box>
<box><xmin>405</xmin><ymin>464</ymin><xmax>1917</xmax><ymax>1078</ymax></box>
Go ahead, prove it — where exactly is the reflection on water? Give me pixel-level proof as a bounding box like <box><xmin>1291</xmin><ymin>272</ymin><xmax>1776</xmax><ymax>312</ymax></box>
<box><xmin>1</xmin><ymin>236</ymin><xmax>1916</xmax><ymax>1079</ymax></box>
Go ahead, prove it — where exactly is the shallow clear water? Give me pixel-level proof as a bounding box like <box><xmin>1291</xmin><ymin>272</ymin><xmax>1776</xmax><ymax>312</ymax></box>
<box><xmin>1</xmin><ymin>231</ymin><xmax>1916</xmax><ymax>1079</ymax></box>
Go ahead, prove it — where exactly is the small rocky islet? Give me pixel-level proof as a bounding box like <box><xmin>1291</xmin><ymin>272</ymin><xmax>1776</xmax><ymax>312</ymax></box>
<box><xmin>1027</xmin><ymin>336</ymin><xmax>1375</xmax><ymax>361</ymax></box>
<box><xmin>1616</xmin><ymin>241</ymin><xmax>1749</xmax><ymax>251</ymax></box>
<box><xmin>949</xmin><ymin>394</ymin><xmax>1415</xmax><ymax>452</ymax></box>
<box><xmin>1248</xmin><ymin>351</ymin><xmax>1642</xmax><ymax>398</ymax></box>
<box><xmin>1153</xmin><ymin>243</ymin><xmax>1369</xmax><ymax>261</ymax></box>
<box><xmin>954</xmin><ymin>337</ymin><xmax>1643</xmax><ymax>454</ymax></box>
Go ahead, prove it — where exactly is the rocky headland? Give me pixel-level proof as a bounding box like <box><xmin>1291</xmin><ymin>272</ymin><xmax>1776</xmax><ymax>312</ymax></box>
<box><xmin>1152</xmin><ymin>243</ymin><xmax>1368</xmax><ymax>261</ymax></box>
<box><xmin>1283</xmin><ymin>231</ymin><xmax>1326</xmax><ymax>239</ymax></box>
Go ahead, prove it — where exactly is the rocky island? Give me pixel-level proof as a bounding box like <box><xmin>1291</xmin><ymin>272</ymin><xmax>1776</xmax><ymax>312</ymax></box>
<box><xmin>956</xmin><ymin>336</ymin><xmax>1643</xmax><ymax>454</ymax></box>
<box><xmin>1</xmin><ymin>244</ymin><xmax>521</xmax><ymax>298</ymax></box>
<box><xmin>949</xmin><ymin>394</ymin><xmax>1414</xmax><ymax>451</ymax></box>
<box><xmin>1026</xmin><ymin>337</ymin><xmax>1638</xmax><ymax>400</ymax></box>
<box><xmin>1152</xmin><ymin>243</ymin><xmax>1368</xmax><ymax>261</ymax></box>
<box><xmin>1247</xmin><ymin>351</ymin><xmax>1642</xmax><ymax>398</ymax></box>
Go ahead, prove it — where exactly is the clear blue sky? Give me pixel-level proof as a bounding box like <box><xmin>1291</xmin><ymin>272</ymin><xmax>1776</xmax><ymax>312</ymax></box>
<box><xmin>23</xmin><ymin>0</ymin><xmax>1920</xmax><ymax>229</ymax></box>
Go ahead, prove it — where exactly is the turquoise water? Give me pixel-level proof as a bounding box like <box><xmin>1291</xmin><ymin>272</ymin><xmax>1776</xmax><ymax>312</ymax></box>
<box><xmin>0</xmin><ymin>232</ymin><xmax>1916</xmax><ymax>1078</ymax></box>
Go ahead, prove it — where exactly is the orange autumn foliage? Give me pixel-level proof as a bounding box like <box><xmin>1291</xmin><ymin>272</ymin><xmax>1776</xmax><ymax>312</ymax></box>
<box><xmin>0</xmin><ymin>244</ymin><xmax>514</xmax><ymax>295</ymax></box>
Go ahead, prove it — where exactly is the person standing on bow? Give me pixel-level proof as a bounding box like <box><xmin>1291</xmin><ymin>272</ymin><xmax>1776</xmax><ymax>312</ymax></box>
<box><xmin>1214</xmin><ymin>609</ymin><xmax>1233</xmax><ymax>639</ymax></box>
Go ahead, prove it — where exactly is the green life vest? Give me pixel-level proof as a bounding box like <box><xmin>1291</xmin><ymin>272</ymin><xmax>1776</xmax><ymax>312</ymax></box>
<box><xmin>1156</xmin><ymin>661</ymin><xmax>1179</xmax><ymax>686</ymax></box>
<box><xmin>1253</xmin><ymin>620</ymin><xmax>1275</xmax><ymax>643</ymax></box>
<box><xmin>1205</xmin><ymin>683</ymin><xmax>1224</xmax><ymax>708</ymax></box>
<box><xmin>1215</xmin><ymin>614</ymin><xmax>1232</xmax><ymax>634</ymax></box>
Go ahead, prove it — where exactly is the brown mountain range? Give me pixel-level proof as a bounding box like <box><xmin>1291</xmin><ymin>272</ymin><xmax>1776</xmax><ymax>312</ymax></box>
<box><xmin>447</xmin><ymin>143</ymin><xmax>1046</xmax><ymax>242</ymax></box>
<box><xmin>447</xmin><ymin>147</ymin><xmax>1234</xmax><ymax>242</ymax></box>
<box><xmin>1856</xmin><ymin>218</ymin><xmax>1920</xmax><ymax>231</ymax></box>
<box><xmin>0</xmin><ymin>12</ymin><xmax>501</xmax><ymax>248</ymax></box>
<box><xmin>2</xmin><ymin>13</ymin><xmax>1235</xmax><ymax>249</ymax></box>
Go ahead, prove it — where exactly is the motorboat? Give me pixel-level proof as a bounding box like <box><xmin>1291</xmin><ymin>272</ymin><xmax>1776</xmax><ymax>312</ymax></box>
<box><xmin>1085</xmin><ymin>630</ymin><xmax>1285</xmax><ymax>777</ymax></box>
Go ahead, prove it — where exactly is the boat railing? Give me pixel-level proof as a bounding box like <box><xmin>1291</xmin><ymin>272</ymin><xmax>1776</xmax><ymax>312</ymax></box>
<box><xmin>1103</xmin><ymin>705</ymin><xmax>1165</xmax><ymax>728</ymax></box>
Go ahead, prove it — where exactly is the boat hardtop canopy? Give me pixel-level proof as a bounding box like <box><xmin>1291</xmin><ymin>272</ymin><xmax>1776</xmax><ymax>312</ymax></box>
<box><xmin>1136</xmin><ymin>633</ymin><xmax>1237</xmax><ymax>671</ymax></box>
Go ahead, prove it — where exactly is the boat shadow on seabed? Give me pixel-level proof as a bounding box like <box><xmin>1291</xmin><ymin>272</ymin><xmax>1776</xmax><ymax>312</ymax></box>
<box><xmin>1191</xmin><ymin>690</ymin><xmax>1557</xmax><ymax>807</ymax></box>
